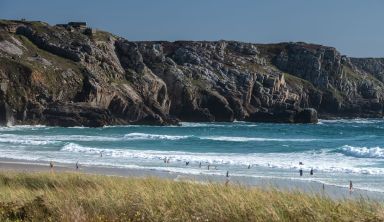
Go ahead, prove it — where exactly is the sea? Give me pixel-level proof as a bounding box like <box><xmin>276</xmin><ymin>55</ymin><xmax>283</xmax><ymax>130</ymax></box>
<box><xmin>1</xmin><ymin>119</ymin><xmax>384</xmax><ymax>192</ymax></box>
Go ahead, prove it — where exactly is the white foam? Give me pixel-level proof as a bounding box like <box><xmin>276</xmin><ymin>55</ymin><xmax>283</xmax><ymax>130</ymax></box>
<box><xmin>319</xmin><ymin>118</ymin><xmax>383</xmax><ymax>124</ymax></box>
<box><xmin>0</xmin><ymin>133</ymin><xmax>120</xmax><ymax>143</ymax></box>
<box><xmin>340</xmin><ymin>145</ymin><xmax>384</xmax><ymax>158</ymax></box>
<box><xmin>124</xmin><ymin>133</ymin><xmax>189</xmax><ymax>140</ymax></box>
<box><xmin>0</xmin><ymin>136</ymin><xmax>59</xmax><ymax>145</ymax></box>
<box><xmin>181</xmin><ymin>122</ymin><xmax>224</xmax><ymax>127</ymax></box>
<box><xmin>180</xmin><ymin>122</ymin><xmax>258</xmax><ymax>128</ymax></box>
<box><xmin>0</xmin><ymin>125</ymin><xmax>50</xmax><ymax>132</ymax></box>
<box><xmin>58</xmin><ymin>143</ymin><xmax>384</xmax><ymax>175</ymax></box>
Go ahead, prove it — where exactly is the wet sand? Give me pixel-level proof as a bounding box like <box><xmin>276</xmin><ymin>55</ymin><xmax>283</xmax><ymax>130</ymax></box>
<box><xmin>1</xmin><ymin>158</ymin><xmax>383</xmax><ymax>201</ymax></box>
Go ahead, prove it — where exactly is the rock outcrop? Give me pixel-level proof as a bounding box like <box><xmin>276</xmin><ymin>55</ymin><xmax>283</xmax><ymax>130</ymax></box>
<box><xmin>0</xmin><ymin>20</ymin><xmax>383</xmax><ymax>126</ymax></box>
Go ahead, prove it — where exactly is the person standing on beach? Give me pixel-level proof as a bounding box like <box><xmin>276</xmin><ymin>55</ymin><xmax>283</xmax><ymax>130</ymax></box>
<box><xmin>76</xmin><ymin>161</ymin><xmax>79</xmax><ymax>170</ymax></box>
<box><xmin>49</xmin><ymin>161</ymin><xmax>54</xmax><ymax>173</ymax></box>
<box><xmin>225</xmin><ymin>171</ymin><xmax>230</xmax><ymax>186</ymax></box>
<box><xmin>349</xmin><ymin>180</ymin><xmax>353</xmax><ymax>193</ymax></box>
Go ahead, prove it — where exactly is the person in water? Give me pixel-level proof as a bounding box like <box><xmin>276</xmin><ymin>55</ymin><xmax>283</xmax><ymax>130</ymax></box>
<box><xmin>226</xmin><ymin>171</ymin><xmax>229</xmax><ymax>177</ymax></box>
<box><xmin>185</xmin><ymin>161</ymin><xmax>189</xmax><ymax>166</ymax></box>
<box><xmin>248</xmin><ymin>164</ymin><xmax>251</xmax><ymax>169</ymax></box>
<box><xmin>199</xmin><ymin>162</ymin><xmax>202</xmax><ymax>168</ymax></box>
<box><xmin>349</xmin><ymin>180</ymin><xmax>353</xmax><ymax>193</ymax></box>
<box><xmin>299</xmin><ymin>168</ymin><xmax>303</xmax><ymax>176</ymax></box>
<box><xmin>310</xmin><ymin>168</ymin><xmax>314</xmax><ymax>175</ymax></box>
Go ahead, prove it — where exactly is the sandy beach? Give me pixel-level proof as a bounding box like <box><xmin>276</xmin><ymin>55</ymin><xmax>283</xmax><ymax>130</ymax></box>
<box><xmin>1</xmin><ymin>158</ymin><xmax>383</xmax><ymax>201</ymax></box>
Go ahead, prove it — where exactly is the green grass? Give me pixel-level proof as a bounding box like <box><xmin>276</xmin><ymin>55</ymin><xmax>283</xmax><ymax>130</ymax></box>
<box><xmin>91</xmin><ymin>30</ymin><xmax>112</xmax><ymax>42</ymax></box>
<box><xmin>342</xmin><ymin>64</ymin><xmax>384</xmax><ymax>87</ymax></box>
<box><xmin>0</xmin><ymin>172</ymin><xmax>383</xmax><ymax>221</ymax></box>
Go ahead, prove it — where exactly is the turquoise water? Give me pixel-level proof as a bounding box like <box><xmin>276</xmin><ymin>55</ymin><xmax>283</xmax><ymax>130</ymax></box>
<box><xmin>1</xmin><ymin>119</ymin><xmax>384</xmax><ymax>192</ymax></box>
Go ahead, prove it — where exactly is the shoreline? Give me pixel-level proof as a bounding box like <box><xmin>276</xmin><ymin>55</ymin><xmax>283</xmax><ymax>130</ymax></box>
<box><xmin>1</xmin><ymin>117</ymin><xmax>384</xmax><ymax>128</ymax></box>
<box><xmin>1</xmin><ymin>158</ymin><xmax>383</xmax><ymax>201</ymax></box>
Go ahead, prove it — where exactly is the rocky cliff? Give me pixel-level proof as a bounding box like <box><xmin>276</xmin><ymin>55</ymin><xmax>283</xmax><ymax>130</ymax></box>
<box><xmin>0</xmin><ymin>20</ymin><xmax>383</xmax><ymax>126</ymax></box>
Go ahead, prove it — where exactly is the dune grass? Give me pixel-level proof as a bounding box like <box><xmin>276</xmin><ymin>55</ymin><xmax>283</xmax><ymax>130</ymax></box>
<box><xmin>0</xmin><ymin>172</ymin><xmax>383</xmax><ymax>221</ymax></box>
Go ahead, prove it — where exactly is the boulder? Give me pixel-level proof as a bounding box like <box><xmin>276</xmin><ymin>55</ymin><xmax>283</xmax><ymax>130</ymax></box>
<box><xmin>295</xmin><ymin>108</ymin><xmax>318</xmax><ymax>123</ymax></box>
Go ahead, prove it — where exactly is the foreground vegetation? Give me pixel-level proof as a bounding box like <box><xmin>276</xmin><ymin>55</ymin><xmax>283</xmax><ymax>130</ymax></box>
<box><xmin>0</xmin><ymin>172</ymin><xmax>383</xmax><ymax>221</ymax></box>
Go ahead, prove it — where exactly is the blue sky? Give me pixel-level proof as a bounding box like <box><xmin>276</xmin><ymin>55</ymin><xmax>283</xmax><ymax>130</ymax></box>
<box><xmin>1</xmin><ymin>0</ymin><xmax>383</xmax><ymax>57</ymax></box>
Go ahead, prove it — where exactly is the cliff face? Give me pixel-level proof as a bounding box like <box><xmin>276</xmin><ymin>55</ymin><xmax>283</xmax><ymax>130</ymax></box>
<box><xmin>0</xmin><ymin>20</ymin><xmax>383</xmax><ymax>126</ymax></box>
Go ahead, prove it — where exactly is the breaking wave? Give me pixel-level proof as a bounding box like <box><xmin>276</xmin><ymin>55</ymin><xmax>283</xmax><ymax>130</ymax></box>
<box><xmin>340</xmin><ymin>145</ymin><xmax>384</xmax><ymax>158</ymax></box>
<box><xmin>59</xmin><ymin>143</ymin><xmax>384</xmax><ymax>175</ymax></box>
<box><xmin>123</xmin><ymin>133</ymin><xmax>189</xmax><ymax>140</ymax></box>
<box><xmin>200</xmin><ymin>136</ymin><xmax>318</xmax><ymax>142</ymax></box>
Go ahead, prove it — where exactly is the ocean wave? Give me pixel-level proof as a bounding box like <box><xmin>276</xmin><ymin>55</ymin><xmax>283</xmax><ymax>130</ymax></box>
<box><xmin>340</xmin><ymin>145</ymin><xmax>384</xmax><ymax>158</ymax></box>
<box><xmin>181</xmin><ymin>122</ymin><xmax>228</xmax><ymax>127</ymax></box>
<box><xmin>0</xmin><ymin>132</ymin><xmax>320</xmax><ymax>144</ymax></box>
<box><xmin>61</xmin><ymin>143</ymin><xmax>194</xmax><ymax>159</ymax></box>
<box><xmin>180</xmin><ymin>122</ymin><xmax>258</xmax><ymax>128</ymax></box>
<box><xmin>0</xmin><ymin>137</ymin><xmax>59</xmax><ymax>145</ymax></box>
<box><xmin>58</xmin><ymin>143</ymin><xmax>384</xmax><ymax>175</ymax></box>
<box><xmin>124</xmin><ymin>133</ymin><xmax>189</xmax><ymax>140</ymax></box>
<box><xmin>0</xmin><ymin>125</ymin><xmax>50</xmax><ymax>132</ymax></box>
<box><xmin>319</xmin><ymin>119</ymin><xmax>384</xmax><ymax>124</ymax></box>
<box><xmin>123</xmin><ymin>133</ymin><xmax>317</xmax><ymax>142</ymax></box>
<box><xmin>0</xmin><ymin>133</ymin><xmax>119</xmax><ymax>143</ymax></box>
<box><xmin>200</xmin><ymin>136</ymin><xmax>318</xmax><ymax>142</ymax></box>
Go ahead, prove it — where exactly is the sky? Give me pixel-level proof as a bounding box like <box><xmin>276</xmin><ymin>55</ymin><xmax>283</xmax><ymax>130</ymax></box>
<box><xmin>1</xmin><ymin>0</ymin><xmax>383</xmax><ymax>57</ymax></box>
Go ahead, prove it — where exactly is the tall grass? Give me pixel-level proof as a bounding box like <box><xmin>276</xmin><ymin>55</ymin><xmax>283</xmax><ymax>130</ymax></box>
<box><xmin>0</xmin><ymin>172</ymin><xmax>383</xmax><ymax>221</ymax></box>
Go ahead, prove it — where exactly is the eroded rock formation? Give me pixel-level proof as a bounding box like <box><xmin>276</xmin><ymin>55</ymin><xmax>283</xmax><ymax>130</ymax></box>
<box><xmin>0</xmin><ymin>20</ymin><xmax>383</xmax><ymax>126</ymax></box>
